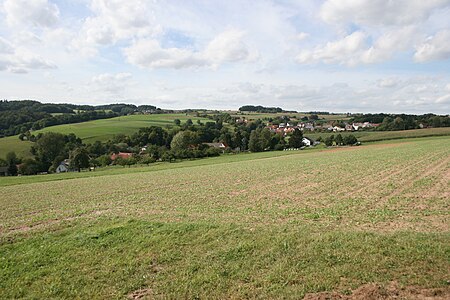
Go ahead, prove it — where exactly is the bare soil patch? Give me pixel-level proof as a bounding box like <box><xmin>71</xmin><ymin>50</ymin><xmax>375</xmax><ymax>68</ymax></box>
<box><xmin>303</xmin><ymin>282</ymin><xmax>450</xmax><ymax>300</ymax></box>
<box><xmin>127</xmin><ymin>288</ymin><xmax>153</xmax><ymax>299</ymax></box>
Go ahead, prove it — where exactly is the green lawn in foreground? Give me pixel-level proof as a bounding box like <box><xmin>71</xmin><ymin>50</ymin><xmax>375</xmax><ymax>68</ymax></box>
<box><xmin>0</xmin><ymin>136</ymin><xmax>449</xmax><ymax>298</ymax></box>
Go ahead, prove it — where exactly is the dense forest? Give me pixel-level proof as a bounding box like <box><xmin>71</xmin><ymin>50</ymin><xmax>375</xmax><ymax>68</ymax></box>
<box><xmin>239</xmin><ymin>105</ymin><xmax>283</xmax><ymax>113</ymax></box>
<box><xmin>0</xmin><ymin>100</ymin><xmax>162</xmax><ymax>138</ymax></box>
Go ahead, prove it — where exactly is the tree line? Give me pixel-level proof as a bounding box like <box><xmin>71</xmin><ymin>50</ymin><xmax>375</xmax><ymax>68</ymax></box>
<box><xmin>350</xmin><ymin>113</ymin><xmax>449</xmax><ymax>130</ymax></box>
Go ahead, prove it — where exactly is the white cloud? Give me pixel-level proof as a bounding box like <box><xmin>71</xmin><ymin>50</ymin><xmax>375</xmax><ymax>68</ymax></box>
<box><xmin>124</xmin><ymin>39</ymin><xmax>207</xmax><ymax>69</ymax></box>
<box><xmin>3</xmin><ymin>0</ymin><xmax>60</xmax><ymax>28</ymax></box>
<box><xmin>310</xmin><ymin>0</ymin><xmax>450</xmax><ymax>65</ymax></box>
<box><xmin>0</xmin><ymin>37</ymin><xmax>14</xmax><ymax>54</ymax></box>
<box><xmin>377</xmin><ymin>77</ymin><xmax>400</xmax><ymax>88</ymax></box>
<box><xmin>72</xmin><ymin>0</ymin><xmax>160</xmax><ymax>55</ymax></box>
<box><xmin>124</xmin><ymin>29</ymin><xmax>255</xmax><ymax>69</ymax></box>
<box><xmin>0</xmin><ymin>36</ymin><xmax>56</xmax><ymax>73</ymax></box>
<box><xmin>296</xmin><ymin>26</ymin><xmax>431</xmax><ymax>66</ymax></box>
<box><xmin>361</xmin><ymin>26</ymin><xmax>420</xmax><ymax>63</ymax></box>
<box><xmin>204</xmin><ymin>29</ymin><xmax>253</xmax><ymax>64</ymax></box>
<box><xmin>320</xmin><ymin>0</ymin><xmax>449</xmax><ymax>26</ymax></box>
<box><xmin>296</xmin><ymin>31</ymin><xmax>367</xmax><ymax>66</ymax></box>
<box><xmin>414</xmin><ymin>30</ymin><xmax>450</xmax><ymax>62</ymax></box>
<box><xmin>435</xmin><ymin>94</ymin><xmax>450</xmax><ymax>104</ymax></box>
<box><xmin>295</xmin><ymin>32</ymin><xmax>310</xmax><ymax>41</ymax></box>
<box><xmin>90</xmin><ymin>72</ymin><xmax>133</xmax><ymax>96</ymax></box>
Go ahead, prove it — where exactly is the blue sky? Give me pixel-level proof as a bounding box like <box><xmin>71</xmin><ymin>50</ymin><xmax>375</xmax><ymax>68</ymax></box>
<box><xmin>0</xmin><ymin>0</ymin><xmax>449</xmax><ymax>113</ymax></box>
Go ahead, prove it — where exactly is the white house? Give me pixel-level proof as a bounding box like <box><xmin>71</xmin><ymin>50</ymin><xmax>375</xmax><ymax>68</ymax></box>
<box><xmin>333</xmin><ymin>126</ymin><xmax>345</xmax><ymax>132</ymax></box>
<box><xmin>302</xmin><ymin>137</ymin><xmax>314</xmax><ymax>146</ymax></box>
<box><xmin>56</xmin><ymin>159</ymin><xmax>71</xmax><ymax>173</ymax></box>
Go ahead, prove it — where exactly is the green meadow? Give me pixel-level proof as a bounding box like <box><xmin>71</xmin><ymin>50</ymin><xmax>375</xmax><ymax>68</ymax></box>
<box><xmin>0</xmin><ymin>113</ymin><xmax>209</xmax><ymax>159</ymax></box>
<box><xmin>35</xmin><ymin>113</ymin><xmax>210</xmax><ymax>143</ymax></box>
<box><xmin>1</xmin><ymin>136</ymin><xmax>449</xmax><ymax>298</ymax></box>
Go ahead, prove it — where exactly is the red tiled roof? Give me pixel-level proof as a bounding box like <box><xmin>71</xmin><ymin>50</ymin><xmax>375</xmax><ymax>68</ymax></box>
<box><xmin>111</xmin><ymin>152</ymin><xmax>133</xmax><ymax>160</ymax></box>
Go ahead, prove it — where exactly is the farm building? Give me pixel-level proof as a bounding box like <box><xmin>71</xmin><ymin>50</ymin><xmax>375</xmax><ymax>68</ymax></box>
<box><xmin>56</xmin><ymin>159</ymin><xmax>72</xmax><ymax>173</ymax></box>
<box><xmin>302</xmin><ymin>137</ymin><xmax>315</xmax><ymax>146</ymax></box>
<box><xmin>204</xmin><ymin>142</ymin><xmax>228</xmax><ymax>150</ymax></box>
<box><xmin>111</xmin><ymin>152</ymin><xmax>134</xmax><ymax>160</ymax></box>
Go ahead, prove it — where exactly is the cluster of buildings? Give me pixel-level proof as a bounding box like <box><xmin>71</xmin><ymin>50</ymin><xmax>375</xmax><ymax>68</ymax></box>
<box><xmin>266</xmin><ymin>122</ymin><xmax>380</xmax><ymax>136</ymax></box>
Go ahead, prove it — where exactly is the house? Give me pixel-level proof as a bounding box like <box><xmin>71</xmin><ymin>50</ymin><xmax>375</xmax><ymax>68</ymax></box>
<box><xmin>139</xmin><ymin>145</ymin><xmax>149</xmax><ymax>154</ymax></box>
<box><xmin>284</xmin><ymin>127</ymin><xmax>295</xmax><ymax>134</ymax></box>
<box><xmin>302</xmin><ymin>137</ymin><xmax>314</xmax><ymax>146</ymax></box>
<box><xmin>204</xmin><ymin>142</ymin><xmax>228</xmax><ymax>150</ymax></box>
<box><xmin>333</xmin><ymin>126</ymin><xmax>345</xmax><ymax>132</ymax></box>
<box><xmin>345</xmin><ymin>124</ymin><xmax>353</xmax><ymax>131</ymax></box>
<box><xmin>352</xmin><ymin>123</ymin><xmax>363</xmax><ymax>131</ymax></box>
<box><xmin>304</xmin><ymin>123</ymin><xmax>315</xmax><ymax>131</ymax></box>
<box><xmin>110</xmin><ymin>152</ymin><xmax>134</xmax><ymax>161</ymax></box>
<box><xmin>56</xmin><ymin>159</ymin><xmax>71</xmax><ymax>173</ymax></box>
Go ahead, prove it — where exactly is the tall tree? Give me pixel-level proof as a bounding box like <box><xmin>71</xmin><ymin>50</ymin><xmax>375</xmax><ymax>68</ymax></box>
<box><xmin>69</xmin><ymin>148</ymin><xmax>90</xmax><ymax>172</ymax></box>
<box><xmin>32</xmin><ymin>132</ymin><xmax>68</xmax><ymax>171</ymax></box>
<box><xmin>289</xmin><ymin>129</ymin><xmax>303</xmax><ymax>148</ymax></box>
<box><xmin>170</xmin><ymin>130</ymin><xmax>198</xmax><ymax>151</ymax></box>
<box><xmin>6</xmin><ymin>151</ymin><xmax>18</xmax><ymax>176</ymax></box>
<box><xmin>248</xmin><ymin>130</ymin><xmax>261</xmax><ymax>152</ymax></box>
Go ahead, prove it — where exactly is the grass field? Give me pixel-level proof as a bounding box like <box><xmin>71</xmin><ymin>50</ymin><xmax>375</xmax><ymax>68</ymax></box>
<box><xmin>0</xmin><ymin>136</ymin><xmax>449</xmax><ymax>299</ymax></box>
<box><xmin>305</xmin><ymin>127</ymin><xmax>450</xmax><ymax>142</ymax></box>
<box><xmin>0</xmin><ymin>113</ymin><xmax>209</xmax><ymax>159</ymax></box>
<box><xmin>0</xmin><ymin>135</ymin><xmax>33</xmax><ymax>159</ymax></box>
<box><xmin>35</xmin><ymin>113</ymin><xmax>209</xmax><ymax>143</ymax></box>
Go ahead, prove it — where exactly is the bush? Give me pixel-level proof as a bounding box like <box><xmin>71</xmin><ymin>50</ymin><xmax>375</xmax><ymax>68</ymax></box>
<box><xmin>343</xmin><ymin>135</ymin><xmax>358</xmax><ymax>145</ymax></box>
<box><xmin>18</xmin><ymin>159</ymin><xmax>41</xmax><ymax>175</ymax></box>
<box><xmin>324</xmin><ymin>135</ymin><xmax>334</xmax><ymax>147</ymax></box>
<box><xmin>140</xmin><ymin>156</ymin><xmax>157</xmax><ymax>165</ymax></box>
<box><xmin>274</xmin><ymin>144</ymin><xmax>285</xmax><ymax>151</ymax></box>
<box><xmin>98</xmin><ymin>155</ymin><xmax>112</xmax><ymax>167</ymax></box>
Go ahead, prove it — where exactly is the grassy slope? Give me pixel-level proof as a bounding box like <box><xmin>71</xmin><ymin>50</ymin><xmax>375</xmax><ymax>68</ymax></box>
<box><xmin>0</xmin><ymin>113</ymin><xmax>208</xmax><ymax>159</ymax></box>
<box><xmin>0</xmin><ymin>135</ymin><xmax>32</xmax><ymax>159</ymax></box>
<box><xmin>0</xmin><ymin>136</ymin><xmax>449</xmax><ymax>299</ymax></box>
<box><xmin>35</xmin><ymin>113</ymin><xmax>209</xmax><ymax>143</ymax></box>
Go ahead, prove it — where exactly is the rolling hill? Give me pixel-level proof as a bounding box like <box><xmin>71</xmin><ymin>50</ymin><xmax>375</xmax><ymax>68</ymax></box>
<box><xmin>0</xmin><ymin>113</ymin><xmax>209</xmax><ymax>159</ymax></box>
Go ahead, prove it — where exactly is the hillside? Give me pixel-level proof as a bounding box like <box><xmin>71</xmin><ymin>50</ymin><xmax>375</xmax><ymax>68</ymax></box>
<box><xmin>1</xmin><ymin>124</ymin><xmax>449</xmax><ymax>160</ymax></box>
<box><xmin>306</xmin><ymin>127</ymin><xmax>450</xmax><ymax>142</ymax></box>
<box><xmin>0</xmin><ymin>136</ymin><xmax>449</xmax><ymax>298</ymax></box>
<box><xmin>0</xmin><ymin>113</ymin><xmax>209</xmax><ymax>159</ymax></box>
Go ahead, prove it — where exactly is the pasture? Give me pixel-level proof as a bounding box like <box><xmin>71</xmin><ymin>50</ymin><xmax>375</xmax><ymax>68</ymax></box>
<box><xmin>0</xmin><ymin>136</ymin><xmax>449</xmax><ymax>299</ymax></box>
<box><xmin>0</xmin><ymin>113</ymin><xmax>209</xmax><ymax>159</ymax></box>
<box><xmin>306</xmin><ymin>127</ymin><xmax>450</xmax><ymax>142</ymax></box>
<box><xmin>34</xmin><ymin>113</ymin><xmax>210</xmax><ymax>143</ymax></box>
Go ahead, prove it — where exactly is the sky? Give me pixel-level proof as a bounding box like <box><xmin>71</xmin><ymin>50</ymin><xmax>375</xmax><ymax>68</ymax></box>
<box><xmin>0</xmin><ymin>0</ymin><xmax>449</xmax><ymax>114</ymax></box>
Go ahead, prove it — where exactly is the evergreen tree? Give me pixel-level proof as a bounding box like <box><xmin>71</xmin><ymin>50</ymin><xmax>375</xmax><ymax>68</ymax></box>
<box><xmin>289</xmin><ymin>129</ymin><xmax>303</xmax><ymax>148</ymax></box>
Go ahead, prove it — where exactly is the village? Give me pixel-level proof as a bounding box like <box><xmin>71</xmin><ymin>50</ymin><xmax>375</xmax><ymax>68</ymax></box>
<box><xmin>265</xmin><ymin>121</ymin><xmax>380</xmax><ymax>135</ymax></box>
